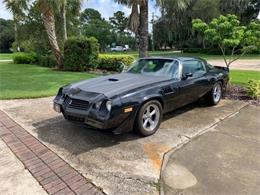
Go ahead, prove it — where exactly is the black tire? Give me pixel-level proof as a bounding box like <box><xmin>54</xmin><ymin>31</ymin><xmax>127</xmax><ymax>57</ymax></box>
<box><xmin>134</xmin><ymin>100</ymin><xmax>163</xmax><ymax>136</ymax></box>
<box><xmin>205</xmin><ymin>82</ymin><xmax>222</xmax><ymax>106</ymax></box>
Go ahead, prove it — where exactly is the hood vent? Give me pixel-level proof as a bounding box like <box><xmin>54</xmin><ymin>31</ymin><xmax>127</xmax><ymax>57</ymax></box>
<box><xmin>108</xmin><ymin>78</ymin><xmax>119</xmax><ymax>82</ymax></box>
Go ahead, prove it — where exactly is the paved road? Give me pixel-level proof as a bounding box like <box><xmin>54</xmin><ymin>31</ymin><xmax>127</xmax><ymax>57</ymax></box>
<box><xmin>208</xmin><ymin>59</ymin><xmax>260</xmax><ymax>71</ymax></box>
<box><xmin>0</xmin><ymin>97</ymin><xmax>247</xmax><ymax>194</ymax></box>
<box><xmin>161</xmin><ymin>105</ymin><xmax>260</xmax><ymax>195</ymax></box>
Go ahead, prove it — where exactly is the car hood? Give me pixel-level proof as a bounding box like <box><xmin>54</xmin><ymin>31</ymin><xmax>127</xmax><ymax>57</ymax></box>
<box><xmin>70</xmin><ymin>73</ymin><xmax>169</xmax><ymax>98</ymax></box>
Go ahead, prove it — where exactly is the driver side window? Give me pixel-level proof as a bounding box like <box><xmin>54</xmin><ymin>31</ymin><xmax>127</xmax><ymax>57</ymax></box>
<box><xmin>182</xmin><ymin>60</ymin><xmax>206</xmax><ymax>78</ymax></box>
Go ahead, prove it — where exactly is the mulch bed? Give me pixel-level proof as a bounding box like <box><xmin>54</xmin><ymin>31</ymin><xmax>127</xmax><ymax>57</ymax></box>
<box><xmin>224</xmin><ymin>84</ymin><xmax>260</xmax><ymax>106</ymax></box>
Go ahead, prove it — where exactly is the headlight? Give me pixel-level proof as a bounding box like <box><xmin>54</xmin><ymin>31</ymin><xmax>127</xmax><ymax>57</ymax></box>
<box><xmin>106</xmin><ymin>100</ymin><xmax>112</xmax><ymax>112</ymax></box>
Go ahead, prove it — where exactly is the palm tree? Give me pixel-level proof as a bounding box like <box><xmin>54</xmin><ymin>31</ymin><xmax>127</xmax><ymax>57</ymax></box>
<box><xmin>37</xmin><ymin>0</ymin><xmax>63</xmax><ymax>69</ymax></box>
<box><xmin>115</xmin><ymin>0</ymin><xmax>148</xmax><ymax>57</ymax></box>
<box><xmin>60</xmin><ymin>0</ymin><xmax>68</xmax><ymax>41</ymax></box>
<box><xmin>115</xmin><ymin>0</ymin><xmax>193</xmax><ymax>57</ymax></box>
<box><xmin>3</xmin><ymin>0</ymin><xmax>28</xmax><ymax>52</ymax></box>
<box><xmin>60</xmin><ymin>0</ymin><xmax>82</xmax><ymax>43</ymax></box>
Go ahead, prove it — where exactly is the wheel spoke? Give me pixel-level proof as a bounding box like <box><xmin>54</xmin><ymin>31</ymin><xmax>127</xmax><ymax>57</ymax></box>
<box><xmin>141</xmin><ymin>103</ymin><xmax>160</xmax><ymax>132</ymax></box>
<box><xmin>149</xmin><ymin>109</ymin><xmax>156</xmax><ymax>117</ymax></box>
<box><xmin>148</xmin><ymin>118</ymin><xmax>154</xmax><ymax>126</ymax></box>
<box><xmin>143</xmin><ymin>119</ymin><xmax>148</xmax><ymax>128</ymax></box>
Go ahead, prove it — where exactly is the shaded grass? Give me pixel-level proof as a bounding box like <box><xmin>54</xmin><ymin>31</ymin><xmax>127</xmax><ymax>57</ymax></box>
<box><xmin>0</xmin><ymin>62</ymin><xmax>96</xmax><ymax>99</ymax></box>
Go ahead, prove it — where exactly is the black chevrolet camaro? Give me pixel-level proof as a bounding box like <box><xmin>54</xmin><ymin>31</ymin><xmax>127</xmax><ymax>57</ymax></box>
<box><xmin>53</xmin><ymin>57</ymin><xmax>229</xmax><ymax>136</ymax></box>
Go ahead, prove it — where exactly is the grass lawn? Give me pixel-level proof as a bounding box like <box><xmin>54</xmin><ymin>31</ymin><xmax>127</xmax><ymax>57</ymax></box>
<box><xmin>0</xmin><ymin>61</ymin><xmax>259</xmax><ymax>99</ymax></box>
<box><xmin>230</xmin><ymin>70</ymin><xmax>260</xmax><ymax>86</ymax></box>
<box><xmin>0</xmin><ymin>53</ymin><xmax>14</xmax><ymax>60</ymax></box>
<box><xmin>103</xmin><ymin>51</ymin><xmax>260</xmax><ymax>60</ymax></box>
<box><xmin>1</xmin><ymin>51</ymin><xmax>260</xmax><ymax>61</ymax></box>
<box><xmin>0</xmin><ymin>62</ymin><xmax>96</xmax><ymax>99</ymax></box>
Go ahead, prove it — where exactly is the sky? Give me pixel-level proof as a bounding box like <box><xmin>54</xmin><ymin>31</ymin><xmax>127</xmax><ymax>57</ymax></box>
<box><xmin>0</xmin><ymin>0</ymin><xmax>259</xmax><ymax>23</ymax></box>
<box><xmin>0</xmin><ymin>0</ymin><xmax>161</xmax><ymax>21</ymax></box>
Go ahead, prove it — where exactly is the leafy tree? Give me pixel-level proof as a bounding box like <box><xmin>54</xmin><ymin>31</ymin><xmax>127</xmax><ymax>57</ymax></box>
<box><xmin>80</xmin><ymin>8</ymin><xmax>112</xmax><ymax>52</ymax></box>
<box><xmin>193</xmin><ymin>14</ymin><xmax>260</xmax><ymax>68</ymax></box>
<box><xmin>3</xmin><ymin>0</ymin><xmax>28</xmax><ymax>52</ymax></box>
<box><xmin>219</xmin><ymin>0</ymin><xmax>260</xmax><ymax>25</ymax></box>
<box><xmin>0</xmin><ymin>19</ymin><xmax>14</xmax><ymax>52</ymax></box>
<box><xmin>109</xmin><ymin>11</ymin><xmax>128</xmax><ymax>33</ymax></box>
<box><xmin>115</xmin><ymin>0</ymin><xmax>149</xmax><ymax>57</ymax></box>
<box><xmin>37</xmin><ymin>0</ymin><xmax>63</xmax><ymax>69</ymax></box>
<box><xmin>153</xmin><ymin>0</ymin><xmax>195</xmax><ymax>49</ymax></box>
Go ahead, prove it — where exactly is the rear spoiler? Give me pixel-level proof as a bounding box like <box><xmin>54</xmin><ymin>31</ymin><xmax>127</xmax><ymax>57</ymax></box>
<box><xmin>214</xmin><ymin>66</ymin><xmax>229</xmax><ymax>72</ymax></box>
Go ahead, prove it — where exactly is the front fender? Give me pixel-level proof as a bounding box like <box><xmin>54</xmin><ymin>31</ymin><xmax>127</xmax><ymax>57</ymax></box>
<box><xmin>142</xmin><ymin>94</ymin><xmax>164</xmax><ymax>108</ymax></box>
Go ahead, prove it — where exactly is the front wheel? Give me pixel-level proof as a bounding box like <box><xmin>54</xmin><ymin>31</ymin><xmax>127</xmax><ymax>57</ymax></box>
<box><xmin>205</xmin><ymin>82</ymin><xmax>222</xmax><ymax>105</ymax></box>
<box><xmin>135</xmin><ymin>100</ymin><xmax>163</xmax><ymax>136</ymax></box>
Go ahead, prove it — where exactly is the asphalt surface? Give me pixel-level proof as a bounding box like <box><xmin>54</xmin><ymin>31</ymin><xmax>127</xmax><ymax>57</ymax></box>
<box><xmin>161</xmin><ymin>105</ymin><xmax>260</xmax><ymax>195</ymax></box>
<box><xmin>0</xmin><ymin>97</ymin><xmax>247</xmax><ymax>195</ymax></box>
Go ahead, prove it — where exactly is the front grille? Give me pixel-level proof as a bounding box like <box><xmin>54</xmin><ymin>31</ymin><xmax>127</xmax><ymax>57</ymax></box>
<box><xmin>63</xmin><ymin>96</ymin><xmax>89</xmax><ymax>110</ymax></box>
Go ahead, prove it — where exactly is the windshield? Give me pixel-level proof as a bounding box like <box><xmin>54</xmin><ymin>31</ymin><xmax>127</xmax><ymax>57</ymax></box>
<box><xmin>127</xmin><ymin>59</ymin><xmax>179</xmax><ymax>79</ymax></box>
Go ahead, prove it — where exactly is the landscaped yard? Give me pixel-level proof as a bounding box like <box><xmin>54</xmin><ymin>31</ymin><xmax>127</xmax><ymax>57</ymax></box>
<box><xmin>104</xmin><ymin>51</ymin><xmax>260</xmax><ymax>60</ymax></box>
<box><xmin>230</xmin><ymin>70</ymin><xmax>260</xmax><ymax>86</ymax></box>
<box><xmin>0</xmin><ymin>53</ymin><xmax>13</xmax><ymax>60</ymax></box>
<box><xmin>1</xmin><ymin>52</ymin><xmax>260</xmax><ymax>61</ymax></box>
<box><xmin>0</xmin><ymin>61</ymin><xmax>259</xmax><ymax>99</ymax></box>
<box><xmin>0</xmin><ymin>62</ymin><xmax>96</xmax><ymax>99</ymax></box>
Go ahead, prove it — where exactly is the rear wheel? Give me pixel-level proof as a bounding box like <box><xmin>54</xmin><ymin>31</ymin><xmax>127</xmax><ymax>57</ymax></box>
<box><xmin>135</xmin><ymin>100</ymin><xmax>162</xmax><ymax>136</ymax></box>
<box><xmin>205</xmin><ymin>82</ymin><xmax>222</xmax><ymax>105</ymax></box>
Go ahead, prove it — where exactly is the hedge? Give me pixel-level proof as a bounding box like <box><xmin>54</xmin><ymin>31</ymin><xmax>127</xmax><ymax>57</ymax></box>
<box><xmin>38</xmin><ymin>54</ymin><xmax>57</xmax><ymax>68</ymax></box>
<box><xmin>13</xmin><ymin>52</ymin><xmax>38</xmax><ymax>64</ymax></box>
<box><xmin>64</xmin><ymin>36</ymin><xmax>99</xmax><ymax>71</ymax></box>
<box><xmin>97</xmin><ymin>54</ymin><xmax>135</xmax><ymax>72</ymax></box>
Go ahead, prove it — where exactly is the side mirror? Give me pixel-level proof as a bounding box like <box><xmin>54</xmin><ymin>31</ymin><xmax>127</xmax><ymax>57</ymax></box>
<box><xmin>182</xmin><ymin>72</ymin><xmax>193</xmax><ymax>80</ymax></box>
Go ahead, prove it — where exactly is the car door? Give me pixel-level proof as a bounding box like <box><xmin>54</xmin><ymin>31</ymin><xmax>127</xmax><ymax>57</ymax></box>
<box><xmin>177</xmin><ymin>60</ymin><xmax>209</xmax><ymax>106</ymax></box>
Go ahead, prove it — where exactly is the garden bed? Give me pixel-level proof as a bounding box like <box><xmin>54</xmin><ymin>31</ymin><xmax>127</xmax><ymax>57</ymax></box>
<box><xmin>224</xmin><ymin>85</ymin><xmax>260</xmax><ymax>106</ymax></box>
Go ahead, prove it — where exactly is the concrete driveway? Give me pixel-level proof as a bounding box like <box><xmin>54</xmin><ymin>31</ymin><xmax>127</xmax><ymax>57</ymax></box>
<box><xmin>161</xmin><ymin>105</ymin><xmax>260</xmax><ymax>195</ymax></box>
<box><xmin>207</xmin><ymin>59</ymin><xmax>260</xmax><ymax>71</ymax></box>
<box><xmin>0</xmin><ymin>97</ymin><xmax>247</xmax><ymax>194</ymax></box>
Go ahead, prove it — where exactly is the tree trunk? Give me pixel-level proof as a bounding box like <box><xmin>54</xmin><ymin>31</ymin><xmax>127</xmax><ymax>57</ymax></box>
<box><xmin>61</xmin><ymin>0</ymin><xmax>67</xmax><ymax>42</ymax></box>
<box><xmin>13</xmin><ymin>17</ymin><xmax>20</xmax><ymax>52</ymax></box>
<box><xmin>41</xmin><ymin>5</ymin><xmax>63</xmax><ymax>70</ymax></box>
<box><xmin>139</xmin><ymin>0</ymin><xmax>148</xmax><ymax>58</ymax></box>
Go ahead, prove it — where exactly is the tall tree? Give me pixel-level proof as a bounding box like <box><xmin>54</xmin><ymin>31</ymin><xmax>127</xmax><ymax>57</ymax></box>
<box><xmin>59</xmin><ymin>0</ymin><xmax>82</xmax><ymax>43</ymax></box>
<box><xmin>37</xmin><ymin>0</ymin><xmax>63</xmax><ymax>69</ymax></box>
<box><xmin>109</xmin><ymin>11</ymin><xmax>128</xmax><ymax>33</ymax></box>
<box><xmin>115</xmin><ymin>0</ymin><xmax>149</xmax><ymax>57</ymax></box>
<box><xmin>0</xmin><ymin>19</ymin><xmax>14</xmax><ymax>52</ymax></box>
<box><xmin>80</xmin><ymin>8</ymin><xmax>112</xmax><ymax>51</ymax></box>
<box><xmin>3</xmin><ymin>0</ymin><xmax>28</xmax><ymax>52</ymax></box>
<box><xmin>219</xmin><ymin>0</ymin><xmax>260</xmax><ymax>25</ymax></box>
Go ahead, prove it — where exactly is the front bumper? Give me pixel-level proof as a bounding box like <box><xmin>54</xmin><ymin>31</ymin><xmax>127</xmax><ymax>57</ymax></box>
<box><xmin>53</xmin><ymin>95</ymin><xmax>138</xmax><ymax>133</ymax></box>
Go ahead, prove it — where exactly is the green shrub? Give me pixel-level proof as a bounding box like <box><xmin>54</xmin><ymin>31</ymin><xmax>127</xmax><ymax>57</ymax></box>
<box><xmin>97</xmin><ymin>54</ymin><xmax>135</xmax><ymax>72</ymax></box>
<box><xmin>64</xmin><ymin>36</ymin><xmax>99</xmax><ymax>71</ymax></box>
<box><xmin>38</xmin><ymin>54</ymin><xmax>57</xmax><ymax>68</ymax></box>
<box><xmin>247</xmin><ymin>79</ymin><xmax>260</xmax><ymax>99</ymax></box>
<box><xmin>13</xmin><ymin>52</ymin><xmax>38</xmax><ymax>64</ymax></box>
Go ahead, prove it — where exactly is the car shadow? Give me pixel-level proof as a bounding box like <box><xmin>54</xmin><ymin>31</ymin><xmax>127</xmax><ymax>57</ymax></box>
<box><xmin>32</xmin><ymin>99</ymin><xmax>209</xmax><ymax>155</ymax></box>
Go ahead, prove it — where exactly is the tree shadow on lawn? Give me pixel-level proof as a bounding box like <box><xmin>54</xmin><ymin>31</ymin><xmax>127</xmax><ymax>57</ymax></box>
<box><xmin>32</xmin><ymin>100</ymin><xmax>208</xmax><ymax>155</ymax></box>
